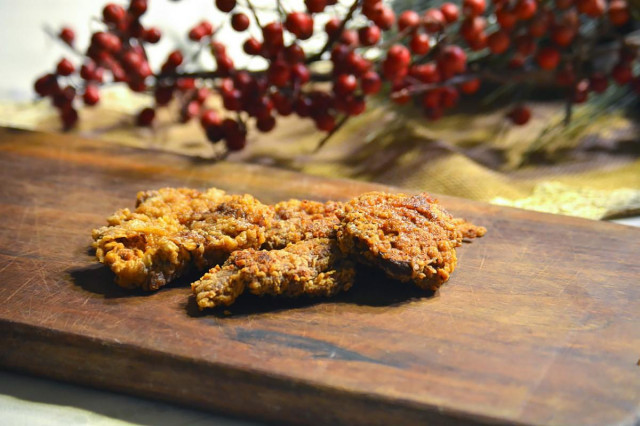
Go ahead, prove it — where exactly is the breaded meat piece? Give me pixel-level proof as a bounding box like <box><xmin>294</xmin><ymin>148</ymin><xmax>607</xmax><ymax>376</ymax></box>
<box><xmin>263</xmin><ymin>199</ymin><xmax>343</xmax><ymax>249</ymax></box>
<box><xmin>92</xmin><ymin>188</ymin><xmax>273</xmax><ymax>291</ymax></box>
<box><xmin>337</xmin><ymin>192</ymin><xmax>485</xmax><ymax>291</ymax></box>
<box><xmin>192</xmin><ymin>238</ymin><xmax>355</xmax><ymax>309</ymax></box>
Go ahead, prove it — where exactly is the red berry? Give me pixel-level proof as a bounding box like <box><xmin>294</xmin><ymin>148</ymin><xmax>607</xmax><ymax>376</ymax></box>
<box><xmin>263</xmin><ymin>22</ymin><xmax>284</xmax><ymax>53</ymax></box>
<box><xmin>515</xmin><ymin>0</ymin><xmax>537</xmax><ymax>20</ymax></box>
<box><xmin>34</xmin><ymin>73</ymin><xmax>58</xmax><ymax>97</ymax></box>
<box><xmin>291</xmin><ymin>63</ymin><xmax>310</xmax><ymax>84</ymax></box>
<box><xmin>325</xmin><ymin>18</ymin><xmax>341</xmax><ymax>38</ymax></box>
<box><xmin>346</xmin><ymin>96</ymin><xmax>366</xmax><ymax>116</ymax></box>
<box><xmin>271</xmin><ymin>92</ymin><xmax>293</xmax><ymax>116</ymax></box>
<box><xmin>165</xmin><ymin>50</ymin><xmax>184</xmax><ymax>68</ymax></box>
<box><xmin>536</xmin><ymin>47</ymin><xmax>561</xmax><ymax>70</ymax></box>
<box><xmin>257</xmin><ymin>116</ymin><xmax>276</xmax><ymax>133</ymax></box>
<box><xmin>508</xmin><ymin>105</ymin><xmax>531</xmax><ymax>125</ymax></box>
<box><xmin>528</xmin><ymin>15</ymin><xmax>550</xmax><ymax>37</ymax></box>
<box><xmin>608</xmin><ymin>0</ymin><xmax>630</xmax><ymax>26</ymax></box>
<box><xmin>487</xmin><ymin>30</ymin><xmax>510</xmax><ymax>54</ymax></box>
<box><xmin>463</xmin><ymin>0</ymin><xmax>486</xmax><ymax>16</ymax></box>
<box><xmin>611</xmin><ymin>63</ymin><xmax>632</xmax><ymax>85</ymax></box>
<box><xmin>460</xmin><ymin>16</ymin><xmax>486</xmax><ymax>41</ymax></box>
<box><xmin>422</xmin><ymin>89</ymin><xmax>442</xmax><ymax>109</ymax></box>
<box><xmin>215</xmin><ymin>0</ymin><xmax>236</xmax><ymax>13</ymax></box>
<box><xmin>339</xmin><ymin>29</ymin><xmax>358</xmax><ymax>46</ymax></box>
<box><xmin>360</xmin><ymin>71</ymin><xmax>382</xmax><ymax>94</ymax></box>
<box><xmin>56</xmin><ymin>58</ymin><xmax>75</xmax><ymax>76</ymax></box>
<box><xmin>216</xmin><ymin>54</ymin><xmax>234</xmax><ymax>76</ymax></box>
<box><xmin>555</xmin><ymin>0</ymin><xmax>574</xmax><ymax>9</ymax></box>
<box><xmin>358</xmin><ymin>25</ymin><xmax>381</xmax><ymax>46</ymax></box>
<box><xmin>268</xmin><ymin>61</ymin><xmax>290</xmax><ymax>87</ymax></box>
<box><xmin>143</xmin><ymin>27</ymin><xmax>161</xmax><ymax>43</ymax></box>
<box><xmin>176</xmin><ymin>78</ymin><xmax>196</xmax><ymax>91</ymax></box>
<box><xmin>410</xmin><ymin>63</ymin><xmax>440</xmax><ymax>83</ymax></box>
<box><xmin>496</xmin><ymin>9</ymin><xmax>518</xmax><ymax>31</ymax></box>
<box><xmin>103</xmin><ymin>4</ymin><xmax>126</xmax><ymax>24</ymax></box>
<box><xmin>122</xmin><ymin>50</ymin><xmax>143</xmax><ymax>70</ymax></box>
<box><xmin>577</xmin><ymin>0</ymin><xmax>605</xmax><ymax>17</ymax></box>
<box><xmin>205</xmin><ymin>124</ymin><xmax>224</xmax><ymax>143</ymax></box>
<box><xmin>231</xmin><ymin>13</ymin><xmax>250</xmax><ymax>32</ymax></box>
<box><xmin>82</xmin><ymin>85</ymin><xmax>100</xmax><ymax>106</ymax></box>
<box><xmin>440</xmin><ymin>86</ymin><xmax>460</xmax><ymax>108</ymax></box>
<box><xmin>334</xmin><ymin>74</ymin><xmax>357</xmax><ymax>95</ymax></box>
<box><xmin>424</xmin><ymin>9</ymin><xmax>445</xmax><ymax>33</ymax></box>
<box><xmin>346</xmin><ymin>52</ymin><xmax>371</xmax><ymax>76</ymax></box>
<box><xmin>284</xmin><ymin>44</ymin><xmax>305</xmax><ymax>64</ymax></box>
<box><xmin>374</xmin><ymin>7</ymin><xmax>395</xmax><ymax>30</ymax></box>
<box><xmin>129</xmin><ymin>0</ymin><xmax>148</xmax><ymax>16</ymax></box>
<box><xmin>223</xmin><ymin>90</ymin><xmax>242</xmax><ymax>111</ymax></box>
<box><xmin>460</xmin><ymin>78</ymin><xmax>481</xmax><ymax>94</ymax></box>
<box><xmin>52</xmin><ymin>86</ymin><xmax>76</xmax><ymax>109</ymax></box>
<box><xmin>294</xmin><ymin>96</ymin><xmax>312</xmax><ymax>117</ymax></box>
<box><xmin>440</xmin><ymin>3</ymin><xmax>460</xmax><ymax>23</ymax></box>
<box><xmin>189</xmin><ymin>26</ymin><xmax>206</xmax><ymax>41</ymax></box>
<box><xmin>243</xmin><ymin>38</ymin><xmax>262</xmax><ymax>55</ymax></box>
<box><xmin>136</xmin><ymin>107</ymin><xmax>155</xmax><ymax>126</ymax></box>
<box><xmin>286</xmin><ymin>12</ymin><xmax>314</xmax><ymax>40</ymax></box>
<box><xmin>589</xmin><ymin>72</ymin><xmax>608</xmax><ymax>93</ymax></box>
<box><xmin>154</xmin><ymin>85</ymin><xmax>174</xmax><ymax>105</ymax></box>
<box><xmin>398</xmin><ymin>10</ymin><xmax>420</xmax><ymax>31</ymax></box>
<box><xmin>551</xmin><ymin>26</ymin><xmax>575</xmax><ymax>47</ymax></box>
<box><xmin>438</xmin><ymin>45</ymin><xmax>467</xmax><ymax>75</ymax></box>
<box><xmin>315</xmin><ymin>114</ymin><xmax>336</xmax><ymax>131</ymax></box>
<box><xmin>222</xmin><ymin>119</ymin><xmax>246</xmax><ymax>151</ymax></box>
<box><xmin>572</xmin><ymin>79</ymin><xmax>589</xmax><ymax>103</ymax></box>
<box><xmin>387</xmin><ymin>44</ymin><xmax>411</xmax><ymax>65</ymax></box>
<box><xmin>305</xmin><ymin>0</ymin><xmax>327</xmax><ymax>13</ymax></box>
<box><xmin>59</xmin><ymin>27</ymin><xmax>75</xmax><ymax>45</ymax></box>
<box><xmin>60</xmin><ymin>108</ymin><xmax>79</xmax><ymax>131</ymax></box>
<box><xmin>410</xmin><ymin>33</ymin><xmax>431</xmax><ymax>55</ymax></box>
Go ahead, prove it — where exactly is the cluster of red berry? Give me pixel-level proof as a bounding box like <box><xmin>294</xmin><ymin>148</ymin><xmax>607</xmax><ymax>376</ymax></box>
<box><xmin>34</xmin><ymin>0</ymin><xmax>638</xmax><ymax>151</ymax></box>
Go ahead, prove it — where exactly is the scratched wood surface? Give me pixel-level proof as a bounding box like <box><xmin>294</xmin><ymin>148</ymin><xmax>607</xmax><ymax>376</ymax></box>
<box><xmin>0</xmin><ymin>127</ymin><xmax>639</xmax><ymax>426</ymax></box>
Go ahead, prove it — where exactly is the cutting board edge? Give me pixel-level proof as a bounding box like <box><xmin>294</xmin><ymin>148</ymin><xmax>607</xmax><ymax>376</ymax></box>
<box><xmin>0</xmin><ymin>318</ymin><xmax>518</xmax><ymax>426</ymax></box>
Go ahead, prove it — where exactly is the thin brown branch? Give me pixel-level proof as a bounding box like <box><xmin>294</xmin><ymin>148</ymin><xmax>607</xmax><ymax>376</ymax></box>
<box><xmin>315</xmin><ymin>115</ymin><xmax>349</xmax><ymax>151</ymax></box>
<box><xmin>245</xmin><ymin>0</ymin><xmax>263</xmax><ymax>30</ymax></box>
<box><xmin>306</xmin><ymin>0</ymin><xmax>360</xmax><ymax>63</ymax></box>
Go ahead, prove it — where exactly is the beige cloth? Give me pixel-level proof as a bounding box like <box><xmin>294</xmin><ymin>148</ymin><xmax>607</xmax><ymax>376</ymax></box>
<box><xmin>1</xmin><ymin>86</ymin><xmax>638</xmax><ymax>219</ymax></box>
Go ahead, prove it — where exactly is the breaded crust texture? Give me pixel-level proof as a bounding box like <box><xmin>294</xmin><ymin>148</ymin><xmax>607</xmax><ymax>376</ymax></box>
<box><xmin>337</xmin><ymin>192</ymin><xmax>486</xmax><ymax>291</ymax></box>
<box><xmin>191</xmin><ymin>238</ymin><xmax>355</xmax><ymax>309</ymax></box>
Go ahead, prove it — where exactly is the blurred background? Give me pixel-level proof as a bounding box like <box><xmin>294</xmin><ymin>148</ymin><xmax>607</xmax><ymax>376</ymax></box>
<box><xmin>0</xmin><ymin>0</ymin><xmax>638</xmax><ymax>219</ymax></box>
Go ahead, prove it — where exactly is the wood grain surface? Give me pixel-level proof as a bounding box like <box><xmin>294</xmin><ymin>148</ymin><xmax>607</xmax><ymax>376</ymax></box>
<box><xmin>0</xmin><ymin>127</ymin><xmax>639</xmax><ymax>426</ymax></box>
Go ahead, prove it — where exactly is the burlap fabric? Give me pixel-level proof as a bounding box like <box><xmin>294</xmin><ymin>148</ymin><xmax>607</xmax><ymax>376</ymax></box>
<box><xmin>2</xmin><ymin>87</ymin><xmax>638</xmax><ymax>220</ymax></box>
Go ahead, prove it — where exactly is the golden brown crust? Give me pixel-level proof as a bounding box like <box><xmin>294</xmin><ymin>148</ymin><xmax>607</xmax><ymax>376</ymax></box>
<box><xmin>263</xmin><ymin>199</ymin><xmax>343</xmax><ymax>249</ymax></box>
<box><xmin>337</xmin><ymin>192</ymin><xmax>484</xmax><ymax>291</ymax></box>
<box><xmin>92</xmin><ymin>188</ymin><xmax>273</xmax><ymax>291</ymax></box>
<box><xmin>192</xmin><ymin>238</ymin><xmax>355</xmax><ymax>309</ymax></box>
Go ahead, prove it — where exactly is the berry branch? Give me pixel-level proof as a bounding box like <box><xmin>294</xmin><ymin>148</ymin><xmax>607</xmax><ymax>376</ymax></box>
<box><xmin>33</xmin><ymin>0</ymin><xmax>639</xmax><ymax>153</ymax></box>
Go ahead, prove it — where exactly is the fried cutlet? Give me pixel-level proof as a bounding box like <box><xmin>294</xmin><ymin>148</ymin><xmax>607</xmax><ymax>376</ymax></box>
<box><xmin>92</xmin><ymin>188</ymin><xmax>274</xmax><ymax>291</ymax></box>
<box><xmin>192</xmin><ymin>238</ymin><xmax>355</xmax><ymax>309</ymax></box>
<box><xmin>263</xmin><ymin>199</ymin><xmax>343</xmax><ymax>249</ymax></box>
<box><xmin>337</xmin><ymin>192</ymin><xmax>485</xmax><ymax>291</ymax></box>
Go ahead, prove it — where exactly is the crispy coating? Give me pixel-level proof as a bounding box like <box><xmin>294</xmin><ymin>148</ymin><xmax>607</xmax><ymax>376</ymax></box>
<box><xmin>337</xmin><ymin>192</ymin><xmax>485</xmax><ymax>291</ymax></box>
<box><xmin>263</xmin><ymin>199</ymin><xmax>343</xmax><ymax>249</ymax></box>
<box><xmin>192</xmin><ymin>238</ymin><xmax>355</xmax><ymax>309</ymax></box>
<box><xmin>92</xmin><ymin>188</ymin><xmax>273</xmax><ymax>291</ymax></box>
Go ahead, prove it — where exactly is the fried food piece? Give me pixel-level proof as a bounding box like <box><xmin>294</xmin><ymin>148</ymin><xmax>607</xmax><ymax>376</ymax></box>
<box><xmin>337</xmin><ymin>192</ymin><xmax>485</xmax><ymax>291</ymax></box>
<box><xmin>192</xmin><ymin>238</ymin><xmax>355</xmax><ymax>309</ymax></box>
<box><xmin>92</xmin><ymin>188</ymin><xmax>273</xmax><ymax>291</ymax></box>
<box><xmin>263</xmin><ymin>199</ymin><xmax>343</xmax><ymax>249</ymax></box>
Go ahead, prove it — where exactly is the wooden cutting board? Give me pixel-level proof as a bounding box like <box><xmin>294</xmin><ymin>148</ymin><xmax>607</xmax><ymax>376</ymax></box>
<box><xmin>1</xmin><ymin>127</ymin><xmax>639</xmax><ymax>425</ymax></box>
